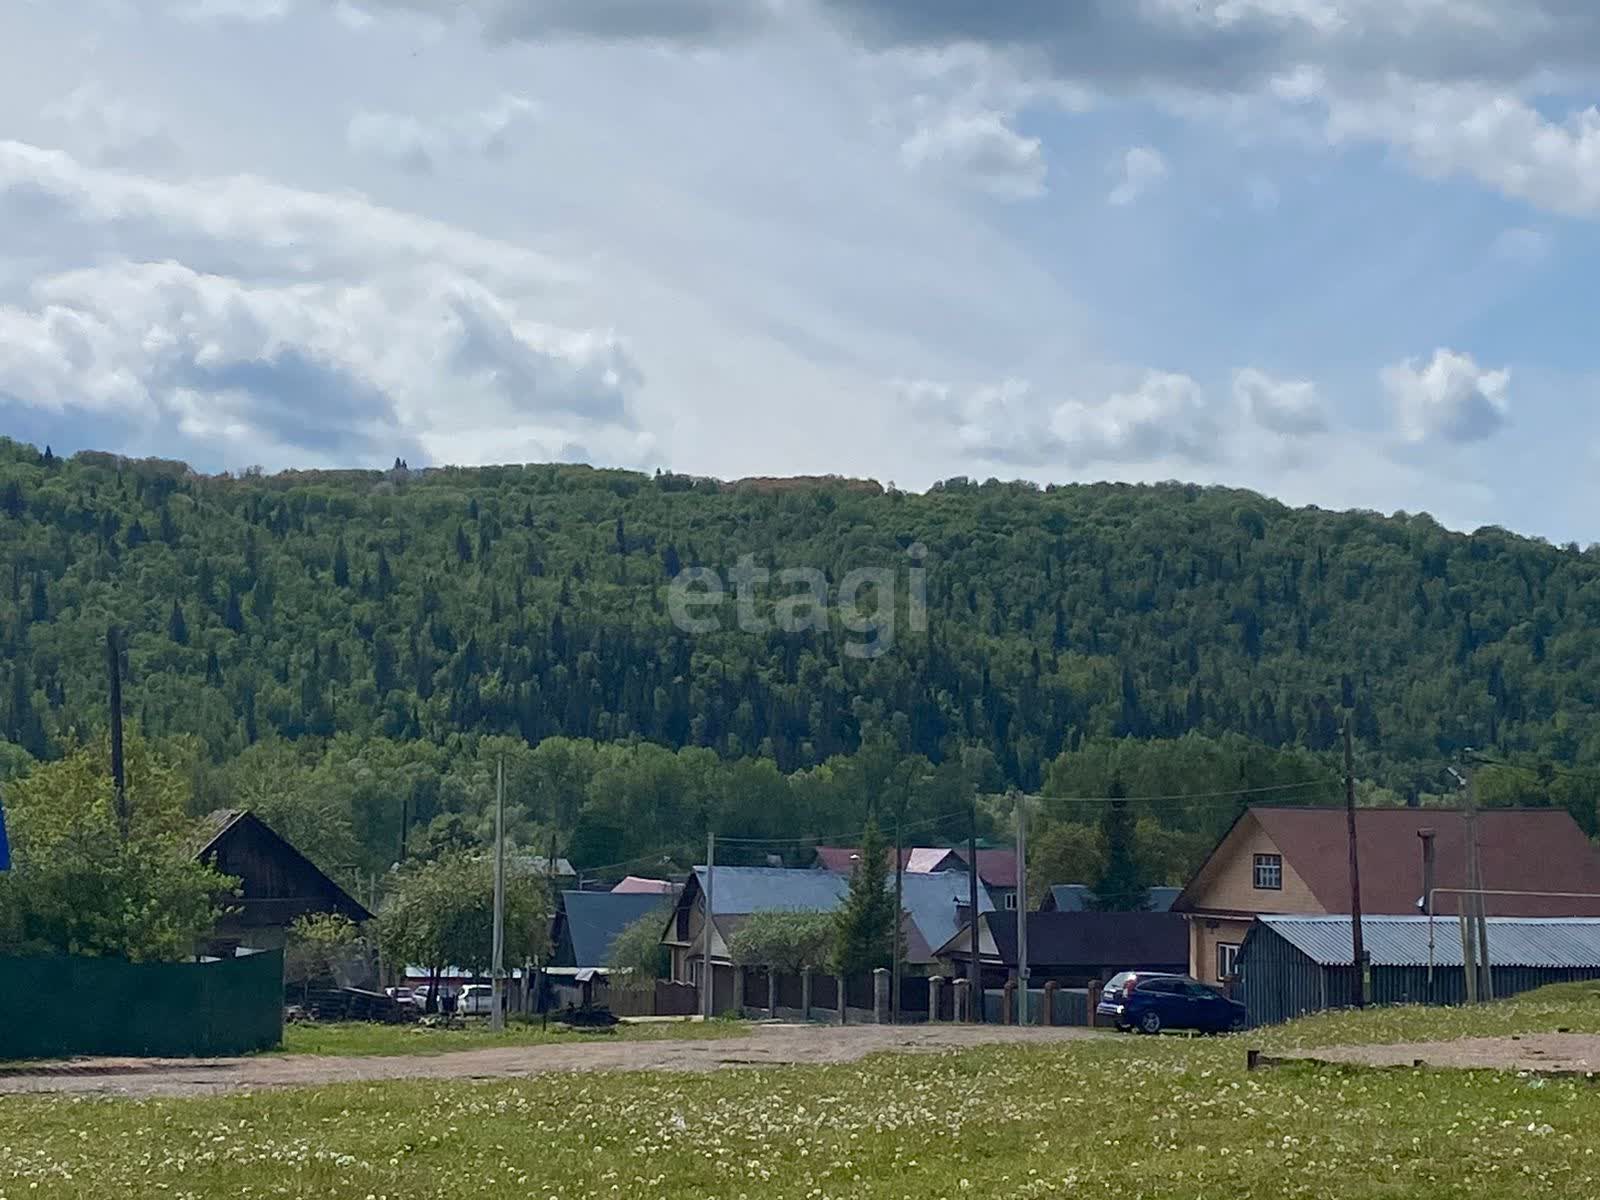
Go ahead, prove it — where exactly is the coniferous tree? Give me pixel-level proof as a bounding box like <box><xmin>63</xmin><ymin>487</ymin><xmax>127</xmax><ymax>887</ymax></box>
<box><xmin>1092</xmin><ymin>778</ymin><xmax>1149</xmax><ymax>911</ymax></box>
<box><xmin>832</xmin><ymin>817</ymin><xmax>897</xmax><ymax>977</ymax></box>
<box><xmin>168</xmin><ymin>600</ymin><xmax>189</xmax><ymax>646</ymax></box>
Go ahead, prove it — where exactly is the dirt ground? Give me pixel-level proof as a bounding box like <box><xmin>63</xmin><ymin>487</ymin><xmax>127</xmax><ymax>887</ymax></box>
<box><xmin>0</xmin><ymin>1023</ymin><xmax>1100</xmax><ymax>1098</ymax></box>
<box><xmin>1286</xmin><ymin>1033</ymin><xmax>1600</xmax><ymax>1075</ymax></box>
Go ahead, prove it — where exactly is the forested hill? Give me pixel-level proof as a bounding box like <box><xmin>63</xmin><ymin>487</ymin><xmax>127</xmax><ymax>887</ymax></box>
<box><xmin>2</xmin><ymin>438</ymin><xmax>1599</xmax><ymax>871</ymax></box>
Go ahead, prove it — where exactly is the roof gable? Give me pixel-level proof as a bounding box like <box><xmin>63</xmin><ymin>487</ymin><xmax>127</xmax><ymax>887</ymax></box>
<box><xmin>193</xmin><ymin>809</ymin><xmax>373</xmax><ymax>922</ymax></box>
<box><xmin>558</xmin><ymin>891</ymin><xmax>671</xmax><ymax>967</ymax></box>
<box><xmin>1255</xmin><ymin>806</ymin><xmax>1600</xmax><ymax>915</ymax></box>
<box><xmin>1177</xmin><ymin>806</ymin><xmax>1600</xmax><ymax>917</ymax></box>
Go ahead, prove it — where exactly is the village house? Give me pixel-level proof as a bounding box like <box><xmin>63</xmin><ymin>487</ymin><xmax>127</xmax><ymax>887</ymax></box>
<box><xmin>550</xmin><ymin>890</ymin><xmax>673</xmax><ymax>969</ymax></box>
<box><xmin>1041</xmin><ymin>884</ymin><xmax>1182</xmax><ymax>913</ymax></box>
<box><xmin>190</xmin><ymin>809</ymin><xmax>372</xmax><ymax>959</ymax></box>
<box><xmin>1172</xmin><ymin>805</ymin><xmax>1600</xmax><ymax>985</ymax></box>
<box><xmin>815</xmin><ymin>844</ymin><xmax>1020</xmax><ymax>910</ymax></box>
<box><xmin>662</xmin><ymin>865</ymin><xmax>994</xmax><ymax>1012</ymax></box>
<box><xmin>934</xmin><ymin>910</ymin><xmax>1189</xmax><ymax>991</ymax></box>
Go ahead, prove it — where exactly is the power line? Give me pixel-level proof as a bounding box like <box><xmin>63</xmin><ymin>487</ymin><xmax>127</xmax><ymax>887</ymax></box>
<box><xmin>1466</xmin><ymin>753</ymin><xmax>1600</xmax><ymax>785</ymax></box>
<box><xmin>1007</xmin><ymin>777</ymin><xmax>1339</xmax><ymax>807</ymax></box>
<box><xmin>711</xmin><ymin>777</ymin><xmax>1338</xmax><ymax>851</ymax></box>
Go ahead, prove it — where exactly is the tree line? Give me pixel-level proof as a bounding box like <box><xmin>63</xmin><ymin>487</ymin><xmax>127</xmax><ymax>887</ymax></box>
<box><xmin>1</xmin><ymin>438</ymin><xmax>1597</xmax><ymax>900</ymax></box>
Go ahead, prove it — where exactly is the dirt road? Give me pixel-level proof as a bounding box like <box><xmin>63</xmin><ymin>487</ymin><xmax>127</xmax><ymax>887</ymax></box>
<box><xmin>0</xmin><ymin>1023</ymin><xmax>1100</xmax><ymax>1098</ymax></box>
<box><xmin>1299</xmin><ymin>1032</ymin><xmax>1600</xmax><ymax>1075</ymax></box>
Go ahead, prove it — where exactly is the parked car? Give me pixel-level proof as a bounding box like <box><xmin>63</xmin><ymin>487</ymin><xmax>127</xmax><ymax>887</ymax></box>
<box><xmin>457</xmin><ymin>984</ymin><xmax>497</xmax><ymax>1016</ymax></box>
<box><xmin>1097</xmin><ymin>972</ymin><xmax>1247</xmax><ymax>1034</ymax></box>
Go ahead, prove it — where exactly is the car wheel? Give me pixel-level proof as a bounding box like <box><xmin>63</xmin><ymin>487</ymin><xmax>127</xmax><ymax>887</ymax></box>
<box><xmin>1228</xmin><ymin>1015</ymin><xmax>1247</xmax><ymax>1033</ymax></box>
<box><xmin>1138</xmin><ymin>1010</ymin><xmax>1162</xmax><ymax>1035</ymax></box>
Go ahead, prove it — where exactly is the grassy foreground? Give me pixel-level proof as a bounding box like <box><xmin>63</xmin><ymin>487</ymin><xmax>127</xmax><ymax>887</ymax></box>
<box><xmin>2</xmin><ymin>987</ymin><xmax>1598</xmax><ymax>1199</ymax></box>
<box><xmin>278</xmin><ymin>1015</ymin><xmax>743</xmax><ymax>1057</ymax></box>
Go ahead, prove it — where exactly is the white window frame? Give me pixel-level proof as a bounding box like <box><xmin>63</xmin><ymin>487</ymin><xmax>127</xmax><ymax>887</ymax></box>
<box><xmin>1217</xmin><ymin>942</ymin><xmax>1241</xmax><ymax>980</ymax></box>
<box><xmin>1253</xmin><ymin>853</ymin><xmax>1283</xmax><ymax>891</ymax></box>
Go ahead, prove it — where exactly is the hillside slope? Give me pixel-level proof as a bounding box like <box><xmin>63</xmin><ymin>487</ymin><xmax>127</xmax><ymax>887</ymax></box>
<box><xmin>3</xmin><ymin>439</ymin><xmax>1598</xmax><ymax>809</ymax></box>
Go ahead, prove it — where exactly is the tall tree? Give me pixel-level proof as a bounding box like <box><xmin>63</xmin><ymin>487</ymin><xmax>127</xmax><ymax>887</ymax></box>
<box><xmin>1092</xmin><ymin>778</ymin><xmax>1149</xmax><ymax>911</ymax></box>
<box><xmin>832</xmin><ymin>817</ymin><xmax>897</xmax><ymax>977</ymax></box>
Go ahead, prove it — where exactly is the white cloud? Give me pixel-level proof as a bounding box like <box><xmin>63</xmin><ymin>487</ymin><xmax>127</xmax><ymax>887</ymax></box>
<box><xmin>0</xmin><ymin>261</ymin><xmax>645</xmax><ymax>468</ymax></box>
<box><xmin>1233</xmin><ymin>367</ymin><xmax>1326</xmax><ymax>434</ymax></box>
<box><xmin>0</xmin><ymin>143</ymin><xmax>647</xmax><ymax>470</ymax></box>
<box><xmin>346</xmin><ymin>95</ymin><xmax>537</xmax><ymax>174</ymax></box>
<box><xmin>904</xmin><ymin>370</ymin><xmax>1219</xmax><ymax>467</ymax></box>
<box><xmin>173</xmin><ymin>0</ymin><xmax>294</xmax><ymax>21</ymax></box>
<box><xmin>358</xmin><ymin>0</ymin><xmax>772</xmax><ymax>42</ymax></box>
<box><xmin>1382</xmin><ymin>348</ymin><xmax>1510</xmax><ymax>445</ymax></box>
<box><xmin>1108</xmin><ymin>146</ymin><xmax>1167</xmax><ymax>205</ymax></box>
<box><xmin>1324</xmin><ymin>80</ymin><xmax>1600</xmax><ymax>218</ymax></box>
<box><xmin>41</xmin><ymin>84</ymin><xmax>178</xmax><ymax>168</ymax></box>
<box><xmin>899</xmin><ymin>110</ymin><xmax>1045</xmax><ymax>198</ymax></box>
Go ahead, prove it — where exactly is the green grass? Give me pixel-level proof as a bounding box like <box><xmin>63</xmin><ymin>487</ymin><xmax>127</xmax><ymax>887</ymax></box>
<box><xmin>2</xmin><ymin>988</ymin><xmax>1599</xmax><ymax>1198</ymax></box>
<box><xmin>276</xmin><ymin>1015</ymin><xmax>746</xmax><ymax>1057</ymax></box>
<box><xmin>1254</xmin><ymin>981</ymin><xmax>1600</xmax><ymax>1052</ymax></box>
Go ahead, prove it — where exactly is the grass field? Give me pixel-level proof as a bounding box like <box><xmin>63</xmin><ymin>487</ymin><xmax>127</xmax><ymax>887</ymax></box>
<box><xmin>3</xmin><ymin>987</ymin><xmax>1598</xmax><ymax>1198</ymax></box>
<box><xmin>278</xmin><ymin>1015</ymin><xmax>745</xmax><ymax>1057</ymax></box>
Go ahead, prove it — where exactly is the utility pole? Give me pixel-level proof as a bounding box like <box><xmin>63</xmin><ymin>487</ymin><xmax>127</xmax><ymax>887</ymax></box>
<box><xmin>701</xmin><ymin>831</ymin><xmax>715</xmax><ymax>1020</ymax></box>
<box><xmin>490</xmin><ymin>757</ymin><xmax>506</xmax><ymax>1032</ymax></box>
<box><xmin>1014</xmin><ymin>789</ymin><xmax>1028</xmax><ymax>1025</ymax></box>
<box><xmin>892</xmin><ymin>813</ymin><xmax>904</xmax><ymax>1025</ymax></box>
<box><xmin>1464</xmin><ymin>767</ymin><xmax>1494</xmax><ymax>1001</ymax></box>
<box><xmin>107</xmin><ymin>626</ymin><xmax>128</xmax><ymax>842</ymax></box>
<box><xmin>1457</xmin><ymin>763</ymin><xmax>1481</xmax><ymax>1003</ymax></box>
<box><xmin>1344</xmin><ymin>720</ymin><xmax>1368</xmax><ymax>1007</ymax></box>
<box><xmin>541</xmin><ymin>829</ymin><xmax>557</xmax><ymax>1027</ymax></box>
<box><xmin>967</xmin><ymin>783</ymin><xmax>982</xmax><ymax>1022</ymax></box>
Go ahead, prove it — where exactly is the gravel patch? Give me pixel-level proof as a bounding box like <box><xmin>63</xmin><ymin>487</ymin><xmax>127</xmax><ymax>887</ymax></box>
<box><xmin>0</xmin><ymin>1023</ymin><xmax>1101</xmax><ymax>1098</ymax></box>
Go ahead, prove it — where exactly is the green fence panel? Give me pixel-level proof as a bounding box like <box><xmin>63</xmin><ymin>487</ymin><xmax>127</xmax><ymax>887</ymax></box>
<box><xmin>0</xmin><ymin>951</ymin><xmax>284</xmax><ymax>1060</ymax></box>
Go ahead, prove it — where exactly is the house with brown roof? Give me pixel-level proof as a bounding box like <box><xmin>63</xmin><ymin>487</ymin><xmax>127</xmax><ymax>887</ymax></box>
<box><xmin>191</xmin><ymin>810</ymin><xmax>373</xmax><ymax>958</ymax></box>
<box><xmin>1172</xmin><ymin>806</ymin><xmax>1600</xmax><ymax>985</ymax></box>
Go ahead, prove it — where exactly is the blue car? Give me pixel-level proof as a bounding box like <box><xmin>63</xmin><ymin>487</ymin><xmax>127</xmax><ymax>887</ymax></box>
<box><xmin>1097</xmin><ymin>972</ymin><xmax>1247</xmax><ymax>1034</ymax></box>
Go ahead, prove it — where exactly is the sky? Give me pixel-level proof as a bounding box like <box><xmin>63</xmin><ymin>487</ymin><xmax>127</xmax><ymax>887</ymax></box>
<box><xmin>3</xmin><ymin>1</ymin><xmax>1600</xmax><ymax>542</ymax></box>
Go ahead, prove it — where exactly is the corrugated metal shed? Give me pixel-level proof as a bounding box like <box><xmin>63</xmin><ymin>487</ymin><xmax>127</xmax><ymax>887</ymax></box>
<box><xmin>1238</xmin><ymin>915</ymin><xmax>1600</xmax><ymax>1027</ymax></box>
<box><xmin>1260</xmin><ymin>915</ymin><xmax>1600</xmax><ymax>969</ymax></box>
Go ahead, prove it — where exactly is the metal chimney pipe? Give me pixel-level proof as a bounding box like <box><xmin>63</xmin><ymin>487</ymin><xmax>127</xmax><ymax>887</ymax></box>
<box><xmin>1418</xmin><ymin>828</ymin><xmax>1437</xmax><ymax>915</ymax></box>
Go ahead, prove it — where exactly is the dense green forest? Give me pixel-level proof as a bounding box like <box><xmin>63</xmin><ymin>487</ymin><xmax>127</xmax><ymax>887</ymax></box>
<box><xmin>1</xmin><ymin>438</ymin><xmax>1597</xmax><ymax>887</ymax></box>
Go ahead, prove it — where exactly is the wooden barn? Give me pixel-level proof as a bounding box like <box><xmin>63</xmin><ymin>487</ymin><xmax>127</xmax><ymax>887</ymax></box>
<box><xmin>190</xmin><ymin>809</ymin><xmax>372</xmax><ymax>957</ymax></box>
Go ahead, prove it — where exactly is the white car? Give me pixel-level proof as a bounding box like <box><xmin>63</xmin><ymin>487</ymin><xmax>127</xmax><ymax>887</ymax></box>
<box><xmin>457</xmin><ymin>984</ymin><xmax>497</xmax><ymax>1016</ymax></box>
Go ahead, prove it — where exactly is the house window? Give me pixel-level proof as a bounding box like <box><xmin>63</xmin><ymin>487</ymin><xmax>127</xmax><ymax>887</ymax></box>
<box><xmin>1253</xmin><ymin>853</ymin><xmax>1283</xmax><ymax>891</ymax></box>
<box><xmin>1003</xmin><ymin>891</ymin><xmax>1018</xmax><ymax>911</ymax></box>
<box><xmin>1217</xmin><ymin>942</ymin><xmax>1241</xmax><ymax>980</ymax></box>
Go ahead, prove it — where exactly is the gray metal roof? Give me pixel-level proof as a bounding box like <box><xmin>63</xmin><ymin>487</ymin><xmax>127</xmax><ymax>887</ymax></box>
<box><xmin>559</xmin><ymin>891</ymin><xmax>672</xmax><ymax>968</ymax></box>
<box><xmin>1046</xmin><ymin>884</ymin><xmax>1181</xmax><ymax>913</ymax></box>
<box><xmin>691</xmin><ymin>867</ymin><xmax>993</xmax><ymax>965</ymax></box>
<box><xmin>693</xmin><ymin>866</ymin><xmax>849</xmax><ymax>914</ymax></box>
<box><xmin>1256</xmin><ymin>915</ymin><xmax>1600</xmax><ymax>969</ymax></box>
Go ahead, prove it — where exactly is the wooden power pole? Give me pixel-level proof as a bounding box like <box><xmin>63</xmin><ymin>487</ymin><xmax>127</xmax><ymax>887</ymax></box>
<box><xmin>1015</xmin><ymin>789</ymin><xmax>1028</xmax><ymax>1025</ymax></box>
<box><xmin>490</xmin><ymin>756</ymin><xmax>507</xmax><ymax>1032</ymax></box>
<box><xmin>701</xmin><ymin>831</ymin><xmax>715</xmax><ymax>1020</ymax></box>
<box><xmin>968</xmin><ymin>784</ymin><xmax>982</xmax><ymax>1022</ymax></box>
<box><xmin>1344</xmin><ymin>720</ymin><xmax>1368</xmax><ymax>1007</ymax></box>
